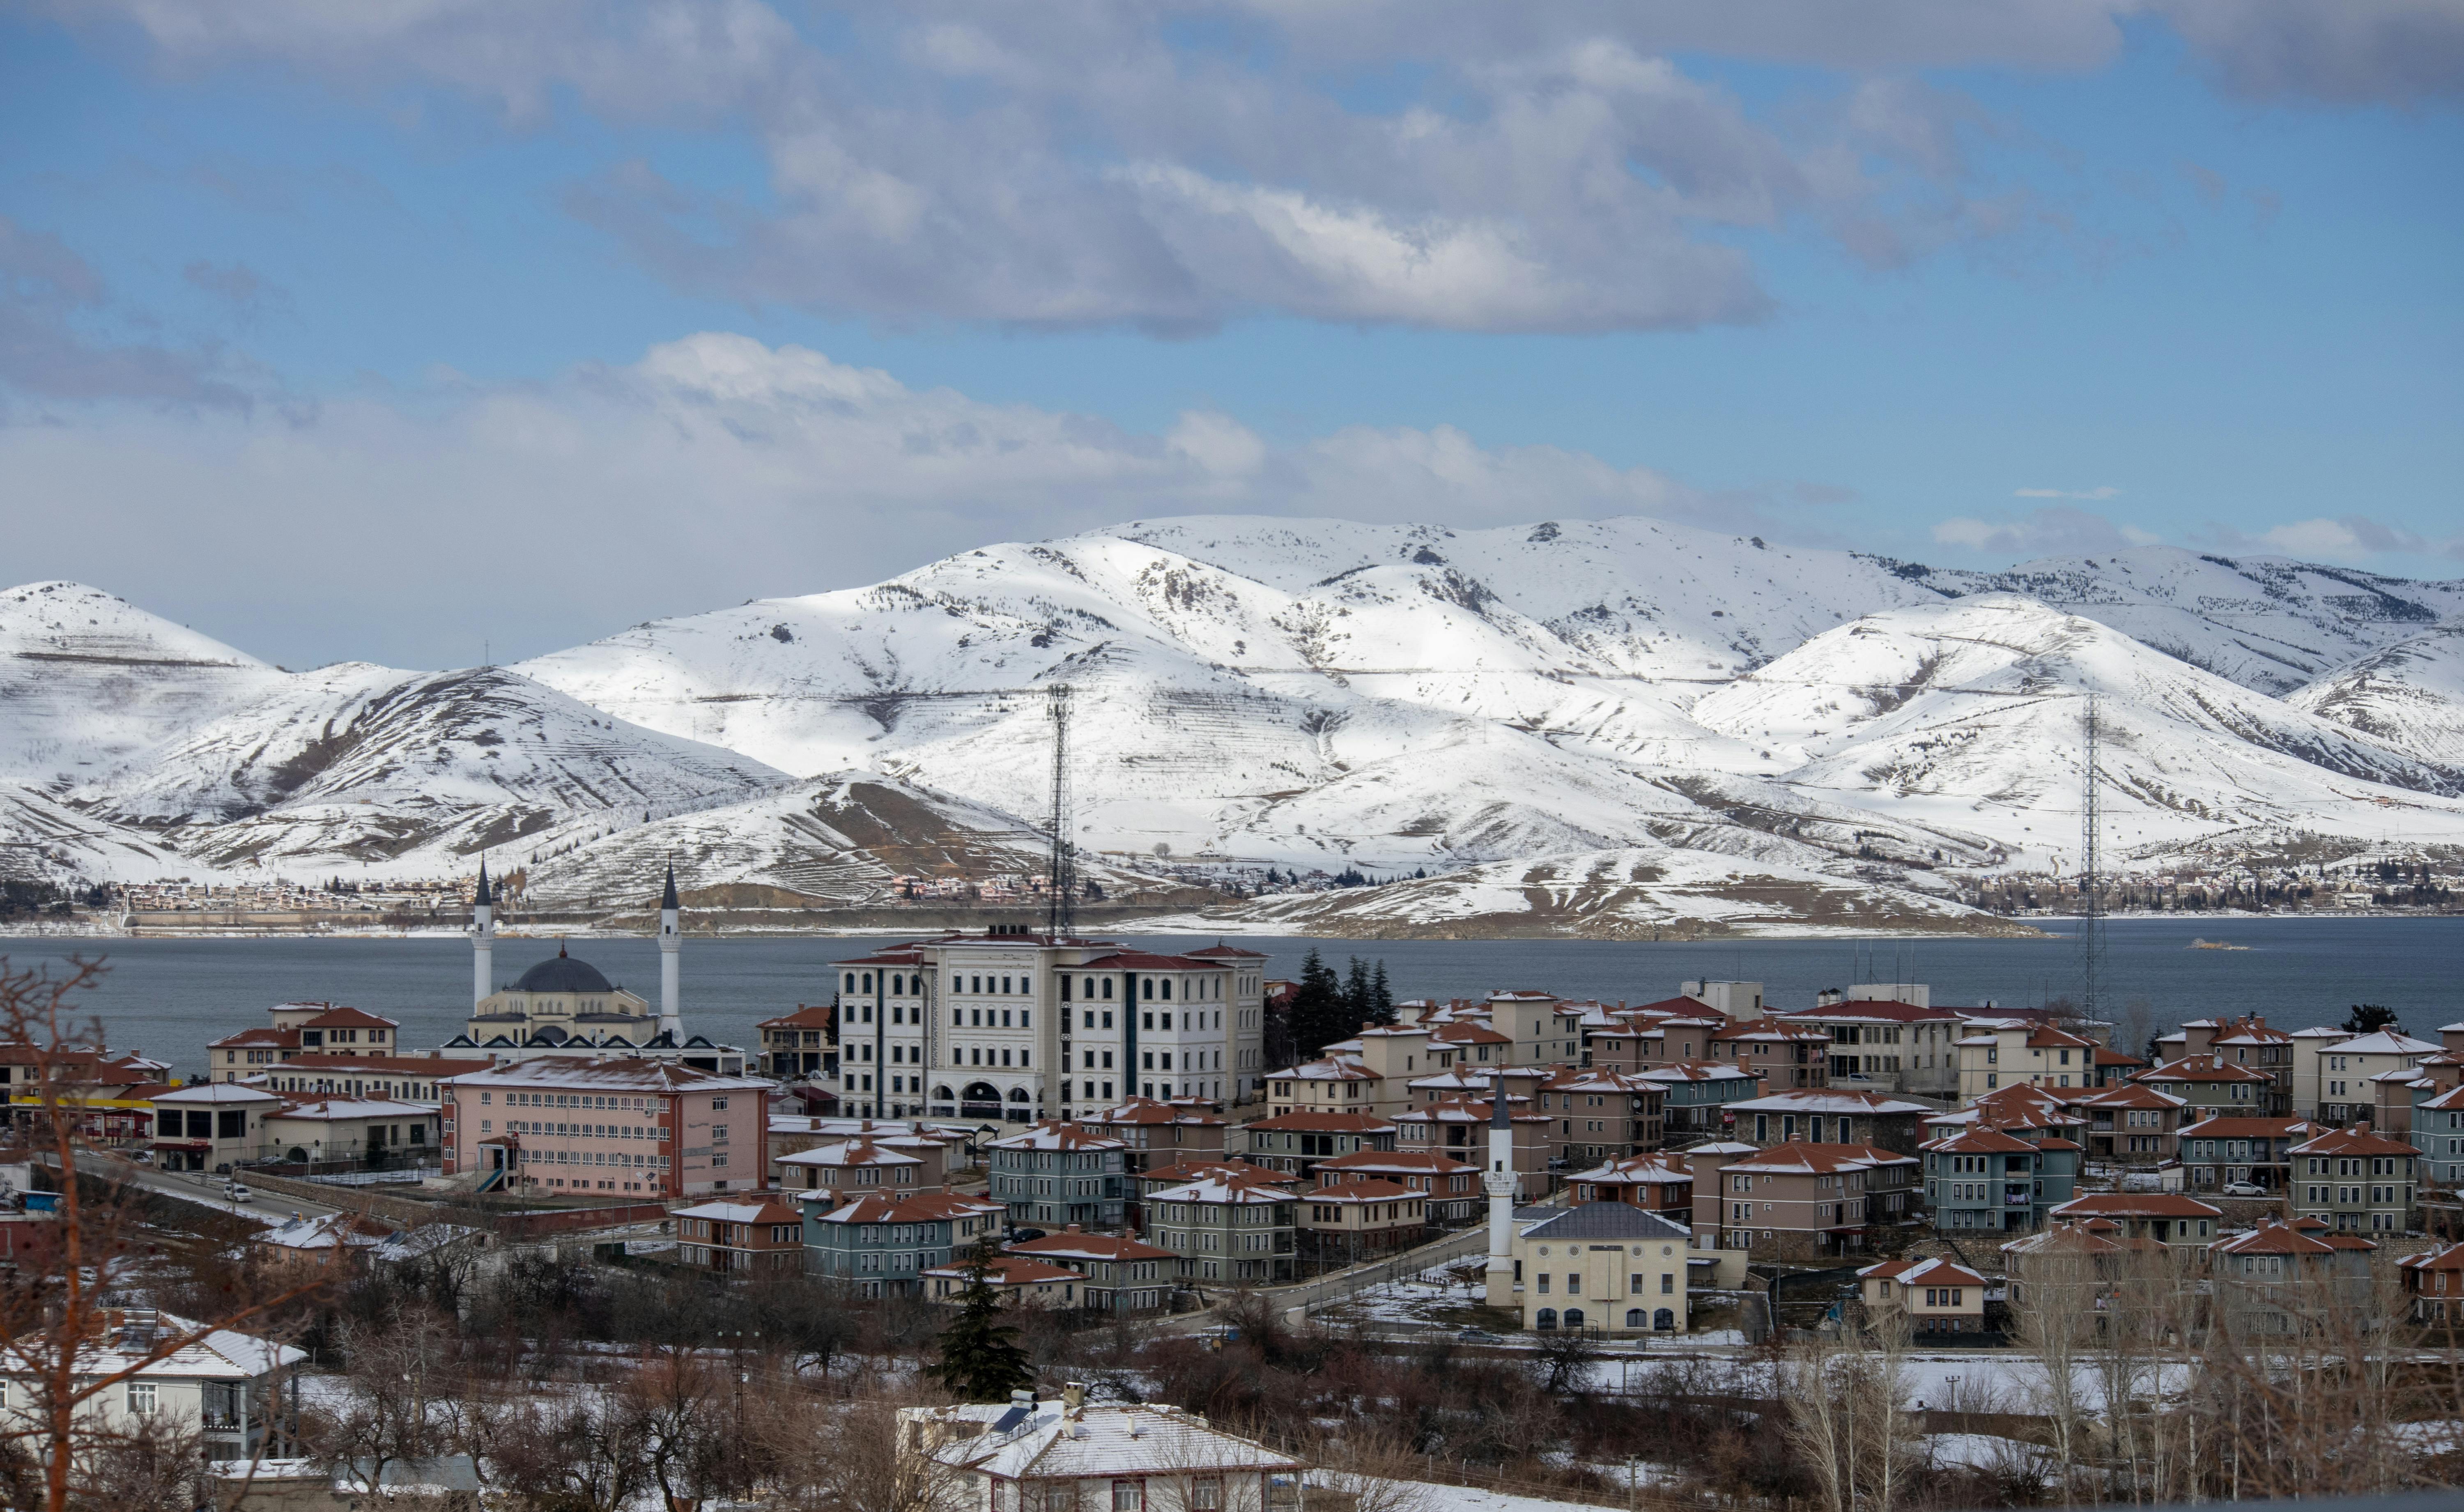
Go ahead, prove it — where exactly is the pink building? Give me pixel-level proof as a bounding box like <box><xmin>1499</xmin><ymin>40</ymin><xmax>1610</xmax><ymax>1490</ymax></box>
<box><xmin>440</xmin><ymin>1055</ymin><xmax>775</xmax><ymax>1198</ymax></box>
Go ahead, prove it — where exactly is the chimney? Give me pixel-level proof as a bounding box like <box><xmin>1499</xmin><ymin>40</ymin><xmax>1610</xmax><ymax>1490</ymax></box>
<box><xmin>1062</xmin><ymin>1381</ymin><xmax>1086</xmax><ymax>1410</ymax></box>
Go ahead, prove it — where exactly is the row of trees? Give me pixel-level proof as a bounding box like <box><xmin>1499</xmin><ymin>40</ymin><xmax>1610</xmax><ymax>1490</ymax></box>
<box><xmin>1279</xmin><ymin>949</ymin><xmax>1395</xmax><ymax>1064</ymax></box>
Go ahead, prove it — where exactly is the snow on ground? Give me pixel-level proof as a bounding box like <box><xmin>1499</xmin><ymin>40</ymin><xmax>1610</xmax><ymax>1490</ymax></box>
<box><xmin>1922</xmin><ymin>1434</ymin><xmax>2047</xmax><ymax>1478</ymax></box>
<box><xmin>1318</xmin><ymin>1476</ymin><xmax>1620</xmax><ymax>1512</ymax></box>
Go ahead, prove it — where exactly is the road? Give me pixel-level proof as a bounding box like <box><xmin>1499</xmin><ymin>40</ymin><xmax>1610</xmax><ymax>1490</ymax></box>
<box><xmin>44</xmin><ymin>1151</ymin><xmax>351</xmax><ymax>1225</ymax></box>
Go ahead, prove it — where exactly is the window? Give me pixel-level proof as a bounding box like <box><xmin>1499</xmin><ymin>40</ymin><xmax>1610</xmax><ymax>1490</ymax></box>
<box><xmin>1113</xmin><ymin>1482</ymin><xmax>1144</xmax><ymax>1512</ymax></box>
<box><xmin>126</xmin><ymin>1382</ymin><xmax>157</xmax><ymax>1415</ymax></box>
<box><xmin>1193</xmin><ymin>1480</ymin><xmax>1222</xmax><ymax>1510</ymax></box>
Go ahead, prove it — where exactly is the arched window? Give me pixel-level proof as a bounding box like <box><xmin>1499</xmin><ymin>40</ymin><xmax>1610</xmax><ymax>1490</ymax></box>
<box><xmin>1009</xmin><ymin>1089</ymin><xmax>1031</xmax><ymax>1103</ymax></box>
<box><xmin>892</xmin><ymin>974</ymin><xmax>903</xmax><ymax>993</ymax></box>
<box><xmin>1625</xmin><ymin>1309</ymin><xmax>1646</xmax><ymax>1328</ymax></box>
<box><xmin>1140</xmin><ymin>979</ymin><xmax>1153</xmax><ymax>1000</ymax></box>
<box><xmin>1562</xmin><ymin>1309</ymin><xmax>1585</xmax><ymax>1330</ymax></box>
<box><xmin>1083</xmin><ymin>977</ymin><xmax>1095</xmax><ymax>997</ymax></box>
<box><xmin>1654</xmin><ymin>1308</ymin><xmax>1674</xmax><ymax>1331</ymax></box>
<box><xmin>1102</xmin><ymin>979</ymin><xmax>1114</xmax><ymax>1000</ymax></box>
<box><xmin>1161</xmin><ymin>979</ymin><xmax>1172</xmax><ymax>1000</ymax></box>
<box><xmin>844</xmin><ymin>973</ymin><xmax>855</xmax><ymax>991</ymax></box>
<box><xmin>863</xmin><ymin>972</ymin><xmax>874</xmax><ymax>992</ymax></box>
<box><xmin>1535</xmin><ymin>1308</ymin><xmax>1558</xmax><ymax>1330</ymax></box>
<box><xmin>934</xmin><ymin>1085</ymin><xmax>955</xmax><ymax>1101</ymax></box>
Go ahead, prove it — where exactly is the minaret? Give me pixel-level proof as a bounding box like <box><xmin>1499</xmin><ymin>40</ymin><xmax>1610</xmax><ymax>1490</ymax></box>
<box><xmin>657</xmin><ymin>864</ymin><xmax>683</xmax><ymax>1043</ymax></box>
<box><xmin>471</xmin><ymin>860</ymin><xmax>494</xmax><ymax>1009</ymax></box>
<box><xmin>1482</xmin><ymin>1068</ymin><xmax>1518</xmax><ymax>1309</ymax></box>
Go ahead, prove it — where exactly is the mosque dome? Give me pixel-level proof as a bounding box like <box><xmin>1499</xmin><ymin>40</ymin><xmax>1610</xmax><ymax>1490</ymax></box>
<box><xmin>512</xmin><ymin>949</ymin><xmax>615</xmax><ymax>995</ymax></box>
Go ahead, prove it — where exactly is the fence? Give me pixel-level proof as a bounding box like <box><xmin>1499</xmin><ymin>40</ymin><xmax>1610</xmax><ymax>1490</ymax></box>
<box><xmin>1292</xmin><ymin>1225</ymin><xmax>1491</xmax><ymax>1315</ymax></box>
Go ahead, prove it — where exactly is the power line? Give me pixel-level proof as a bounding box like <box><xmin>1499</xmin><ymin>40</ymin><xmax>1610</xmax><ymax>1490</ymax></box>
<box><xmin>2079</xmin><ymin>692</ymin><xmax>2107</xmax><ymax>1020</ymax></box>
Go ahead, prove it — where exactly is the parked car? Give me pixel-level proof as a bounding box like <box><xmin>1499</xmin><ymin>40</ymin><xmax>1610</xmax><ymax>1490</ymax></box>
<box><xmin>2223</xmin><ymin>1181</ymin><xmax>2266</xmax><ymax>1197</ymax></box>
<box><xmin>1455</xmin><ymin>1328</ymin><xmax>1503</xmax><ymax>1343</ymax></box>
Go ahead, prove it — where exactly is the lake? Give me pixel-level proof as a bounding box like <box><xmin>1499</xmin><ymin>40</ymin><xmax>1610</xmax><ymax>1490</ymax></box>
<box><xmin>2</xmin><ymin>916</ymin><xmax>2454</xmax><ymax>1078</ymax></box>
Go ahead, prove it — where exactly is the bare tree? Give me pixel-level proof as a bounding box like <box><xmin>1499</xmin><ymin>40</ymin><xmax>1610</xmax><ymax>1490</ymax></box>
<box><xmin>0</xmin><ymin>958</ymin><xmax>337</xmax><ymax>1512</ymax></box>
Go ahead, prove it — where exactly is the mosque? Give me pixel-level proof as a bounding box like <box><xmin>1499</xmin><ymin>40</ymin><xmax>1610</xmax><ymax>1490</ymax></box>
<box><xmin>432</xmin><ymin>863</ymin><xmax>749</xmax><ymax>1075</ymax></box>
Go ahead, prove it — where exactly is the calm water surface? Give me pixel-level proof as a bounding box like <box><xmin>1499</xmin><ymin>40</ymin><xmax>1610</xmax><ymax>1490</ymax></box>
<box><xmin>2</xmin><ymin>917</ymin><xmax>2454</xmax><ymax>1078</ymax></box>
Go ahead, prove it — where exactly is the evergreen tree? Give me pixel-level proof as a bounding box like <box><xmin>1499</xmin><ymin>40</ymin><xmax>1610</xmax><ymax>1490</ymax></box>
<box><xmin>929</xmin><ymin>1241</ymin><xmax>1033</xmax><ymax>1401</ymax></box>
<box><xmin>2342</xmin><ymin>1002</ymin><xmax>2400</xmax><ymax>1036</ymax></box>
<box><xmin>1343</xmin><ymin>957</ymin><xmax>1373</xmax><ymax>1033</ymax></box>
<box><xmin>1368</xmin><ymin>960</ymin><xmax>1395</xmax><ymax>1025</ymax></box>
<box><xmin>1289</xmin><ymin>949</ymin><xmax>1345</xmax><ymax>1061</ymax></box>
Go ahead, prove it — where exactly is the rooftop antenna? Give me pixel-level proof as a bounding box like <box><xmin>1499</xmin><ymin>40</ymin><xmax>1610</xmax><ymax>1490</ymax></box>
<box><xmin>1045</xmin><ymin>683</ymin><xmax>1077</xmax><ymax>938</ymax></box>
<box><xmin>2079</xmin><ymin>692</ymin><xmax>2106</xmax><ymax>1022</ymax></box>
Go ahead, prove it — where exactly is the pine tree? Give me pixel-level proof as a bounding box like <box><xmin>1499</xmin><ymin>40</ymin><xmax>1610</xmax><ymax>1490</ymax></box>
<box><xmin>2341</xmin><ymin>1002</ymin><xmax>2400</xmax><ymax>1036</ymax></box>
<box><xmin>929</xmin><ymin>1241</ymin><xmax>1032</xmax><ymax>1401</ymax></box>
<box><xmin>1289</xmin><ymin>949</ymin><xmax>1344</xmax><ymax>1061</ymax></box>
<box><xmin>1368</xmin><ymin>960</ymin><xmax>1395</xmax><ymax>1025</ymax></box>
<box><xmin>1343</xmin><ymin>957</ymin><xmax>1373</xmax><ymax>1034</ymax></box>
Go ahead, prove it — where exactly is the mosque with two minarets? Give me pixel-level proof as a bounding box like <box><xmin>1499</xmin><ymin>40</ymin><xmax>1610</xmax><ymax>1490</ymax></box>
<box><xmin>432</xmin><ymin>861</ymin><xmax>749</xmax><ymax>1075</ymax></box>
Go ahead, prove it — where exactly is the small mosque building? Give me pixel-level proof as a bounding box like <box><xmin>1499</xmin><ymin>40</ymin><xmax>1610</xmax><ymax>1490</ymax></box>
<box><xmin>431</xmin><ymin>863</ymin><xmax>749</xmax><ymax>1075</ymax></box>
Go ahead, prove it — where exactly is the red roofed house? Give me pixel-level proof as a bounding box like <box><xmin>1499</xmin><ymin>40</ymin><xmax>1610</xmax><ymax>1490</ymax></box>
<box><xmin>207</xmin><ymin>1002</ymin><xmax>401</xmax><ymax>1082</ymax></box>
<box><xmin>1857</xmin><ymin>1256</ymin><xmax>1988</xmax><ymax>1334</ymax></box>
<box><xmin>1395</xmin><ymin>1096</ymin><xmax>1550</xmax><ymax>1200</ymax></box>
<box><xmin>1731</xmin><ymin>1087</ymin><xmax>1934</xmax><ymax>1156</ymax></box>
<box><xmin>756</xmin><ymin>1002</ymin><xmax>836</xmax><ymax>1080</ymax></box>
<box><xmin>1241</xmin><ymin>1110</ymin><xmax>1397</xmax><ymax>1183</ymax></box>
<box><xmin>2397</xmin><ymin>1240</ymin><xmax>2464</xmax><ymax>1324</ymax></box>
<box><xmin>2046</xmin><ymin>1192</ymin><xmax>2223</xmax><ymax>1248</ymax></box>
<box><xmin>1314</xmin><ymin>1148</ymin><xmax>1481</xmax><ymax>1224</ymax></box>
<box><xmin>2174</xmin><ymin>1115</ymin><xmax>2319</xmax><ymax>1195</ymax></box>
<box><xmin>1300</xmin><ymin>1177</ymin><xmax>1427</xmax><ymax>1263</ymax></box>
<box><xmin>2289</xmin><ymin>1122</ymin><xmax>2418</xmax><ymax>1233</ymax></box>
<box><xmin>1565</xmin><ymin>1151</ymin><xmax>1693</xmax><ymax>1219</ymax></box>
<box><xmin>1535</xmin><ymin>1068</ymin><xmax>1665</xmax><ymax>1167</ymax></box>
<box><xmin>1778</xmin><ymin>996</ymin><xmax>1970</xmax><ymax>1099</ymax></box>
<box><xmin>1003</xmin><ymin>1227</ymin><xmax>1175</xmax><ymax>1312</ymax></box>
<box><xmin>1689</xmin><ymin>1141</ymin><xmax>1920</xmax><ymax>1260</ymax></box>
<box><xmin>1075</xmin><ymin>1096</ymin><xmax>1230</xmax><ymax>1173</ymax></box>
<box><xmin>2066</xmin><ymin>1082</ymin><xmax>2191</xmax><ymax>1165</ymax></box>
<box><xmin>1923</xmin><ymin>1125</ymin><xmax>2083</xmax><ymax>1232</ymax></box>
<box><xmin>923</xmin><ymin>1252</ymin><xmax>1085</xmax><ymax>1306</ymax></box>
<box><xmin>2207</xmin><ymin>1219</ymin><xmax>2379</xmax><ymax>1336</ymax></box>
<box><xmin>1708</xmin><ymin>1019</ymin><xmax>1832</xmax><ymax>1090</ymax></box>
<box><xmin>675</xmin><ymin>1198</ymin><xmax>805</xmax><ymax>1273</ymax></box>
<box><xmin>2132</xmin><ymin>1054</ymin><xmax>2277</xmax><ymax>1116</ymax></box>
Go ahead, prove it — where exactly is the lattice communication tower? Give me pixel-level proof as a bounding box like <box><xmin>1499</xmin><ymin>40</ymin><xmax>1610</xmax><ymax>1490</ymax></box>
<box><xmin>1045</xmin><ymin>683</ymin><xmax>1077</xmax><ymax>938</ymax></box>
<box><xmin>2078</xmin><ymin>692</ymin><xmax>2107</xmax><ymax>1020</ymax></box>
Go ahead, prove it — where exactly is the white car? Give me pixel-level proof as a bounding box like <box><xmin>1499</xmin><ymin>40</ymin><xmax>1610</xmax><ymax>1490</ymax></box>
<box><xmin>226</xmin><ymin>1184</ymin><xmax>253</xmax><ymax>1204</ymax></box>
<box><xmin>2222</xmin><ymin>1181</ymin><xmax>2266</xmax><ymax>1197</ymax></box>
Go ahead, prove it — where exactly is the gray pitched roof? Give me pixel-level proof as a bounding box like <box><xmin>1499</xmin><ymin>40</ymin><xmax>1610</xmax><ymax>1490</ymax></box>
<box><xmin>1517</xmin><ymin>1201</ymin><xmax>1691</xmax><ymax>1243</ymax></box>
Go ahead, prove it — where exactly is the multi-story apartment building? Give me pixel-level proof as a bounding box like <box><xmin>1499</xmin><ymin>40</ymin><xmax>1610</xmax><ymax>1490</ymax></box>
<box><xmin>1582</xmin><ymin>1000</ymin><xmax>1728</xmax><ymax>1073</ymax></box>
<box><xmin>829</xmin><ymin>934</ymin><xmax>1270</xmax><ymax>1122</ymax></box>
<box><xmin>1776</xmin><ymin>996</ymin><xmax>1969</xmax><ymax>1098</ymax></box>
<box><xmin>2206</xmin><ymin>1220</ymin><xmax>2378</xmax><ymax>1338</ymax></box>
<box><xmin>2066</xmin><ymin>1082</ymin><xmax>2191</xmax><ymax>1164</ymax></box>
<box><xmin>2289</xmin><ymin>1122</ymin><xmax>2418</xmax><ymax>1233</ymax></box>
<box><xmin>1707</xmin><ymin>1019</ymin><xmax>1832</xmax><ymax>1089</ymax></box>
<box><xmin>985</xmin><ymin>1121</ymin><xmax>1129</xmax><ymax>1229</ymax></box>
<box><xmin>2199</xmin><ymin>1017</ymin><xmax>2295</xmax><ymax>1115</ymax></box>
<box><xmin>1241</xmin><ymin>1111</ymin><xmax>1397</xmax><ymax>1182</ymax></box>
<box><xmin>1731</xmin><ymin>1088</ymin><xmax>1932</xmax><ymax>1155</ymax></box>
<box><xmin>2174</xmin><ymin>1115</ymin><xmax>2319</xmax><ymax>1194</ymax></box>
<box><xmin>2411</xmin><ymin>1084</ymin><xmax>2464</xmax><ymax>1190</ymax></box>
<box><xmin>776</xmin><ymin>1136</ymin><xmax>931</xmax><ymax>1203</ymax></box>
<box><xmin>1299</xmin><ymin>1178</ymin><xmax>1427</xmax><ymax>1262</ymax></box>
<box><xmin>1146</xmin><ymin>1167</ymin><xmax>1299</xmax><ymax>1285</ymax></box>
<box><xmin>2132</xmin><ymin>1054</ymin><xmax>2276</xmax><ymax>1116</ymax></box>
<box><xmin>1689</xmin><ymin>1141</ymin><xmax>1922</xmax><ymax>1260</ymax></box>
<box><xmin>1955</xmin><ymin>1020</ymin><xmax>2099</xmax><ymax>1101</ymax></box>
<box><xmin>1075</xmin><ymin>1096</ymin><xmax>1229</xmax><ymax>1172</ymax></box>
<box><xmin>1535</xmin><ymin>1068</ymin><xmax>1664</xmax><ymax>1167</ymax></box>
<box><xmin>2287</xmin><ymin>1025</ymin><xmax>2354</xmax><ymax>1117</ymax></box>
<box><xmin>248</xmin><ymin>1052</ymin><xmax>485</xmax><ymax>1103</ymax></box>
<box><xmin>1639</xmin><ymin>1061</ymin><xmax>1762</xmax><ymax>1139</ymax></box>
<box><xmin>2308</xmin><ymin>1031</ymin><xmax>2440</xmax><ymax>1126</ymax></box>
<box><xmin>804</xmin><ymin>1190</ymin><xmax>1005</xmax><ymax>1296</ymax></box>
<box><xmin>1922</xmin><ymin>1126</ymin><xmax>2080</xmax><ymax>1232</ymax></box>
<box><xmin>2397</xmin><ymin>1241</ymin><xmax>2464</xmax><ymax>1323</ymax></box>
<box><xmin>439</xmin><ymin>1055</ymin><xmax>773</xmax><ymax>1198</ymax></box>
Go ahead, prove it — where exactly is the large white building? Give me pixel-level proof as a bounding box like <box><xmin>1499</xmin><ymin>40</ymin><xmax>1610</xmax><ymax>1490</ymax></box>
<box><xmin>830</xmin><ymin>933</ymin><xmax>1269</xmax><ymax>1122</ymax></box>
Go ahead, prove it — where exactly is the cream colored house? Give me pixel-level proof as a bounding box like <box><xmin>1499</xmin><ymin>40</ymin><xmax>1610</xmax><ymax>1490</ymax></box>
<box><xmin>1505</xmin><ymin>1200</ymin><xmax>1694</xmax><ymax>1335</ymax></box>
<box><xmin>1857</xmin><ymin>1257</ymin><xmax>1988</xmax><ymax>1334</ymax></box>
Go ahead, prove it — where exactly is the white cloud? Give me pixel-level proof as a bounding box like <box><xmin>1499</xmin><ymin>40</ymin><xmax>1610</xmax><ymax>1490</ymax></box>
<box><xmin>1931</xmin><ymin>505</ymin><xmax>2152</xmax><ymax>556</ymax></box>
<box><xmin>0</xmin><ymin>333</ymin><xmax>1725</xmax><ymax>667</ymax></box>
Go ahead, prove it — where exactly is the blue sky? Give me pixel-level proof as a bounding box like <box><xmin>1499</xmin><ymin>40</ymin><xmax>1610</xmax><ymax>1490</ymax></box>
<box><xmin>2</xmin><ymin>2</ymin><xmax>2458</xmax><ymax>668</ymax></box>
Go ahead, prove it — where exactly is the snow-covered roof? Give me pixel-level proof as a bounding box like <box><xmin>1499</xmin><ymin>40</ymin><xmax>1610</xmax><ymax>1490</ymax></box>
<box><xmin>266</xmin><ymin>1097</ymin><xmax>438</xmax><ymax>1121</ymax></box>
<box><xmin>441</xmin><ymin>1055</ymin><xmax>770</xmax><ymax>1093</ymax></box>
<box><xmin>1727</xmin><ymin>1089</ymin><xmax>1933</xmax><ymax>1115</ymax></box>
<box><xmin>152</xmin><ymin>1083</ymin><xmax>283</xmax><ymax>1106</ymax></box>
<box><xmin>0</xmin><ymin>1313</ymin><xmax>306</xmax><ymax>1383</ymax></box>
<box><xmin>2331</xmin><ymin>1030</ymin><xmax>2439</xmax><ymax>1056</ymax></box>
<box><xmin>914</xmin><ymin>1402</ymin><xmax>1303</xmax><ymax>1481</ymax></box>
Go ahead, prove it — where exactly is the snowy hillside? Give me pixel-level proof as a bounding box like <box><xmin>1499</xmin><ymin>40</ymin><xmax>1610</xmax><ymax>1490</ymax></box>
<box><xmin>2288</xmin><ymin>620</ymin><xmax>2464</xmax><ymax>765</ymax></box>
<box><xmin>1694</xmin><ymin>595</ymin><xmax>2464</xmax><ymax>866</ymax></box>
<box><xmin>90</xmin><ymin>664</ymin><xmax>788</xmax><ymax>870</ymax></box>
<box><xmin>7</xmin><ymin>515</ymin><xmax>2463</xmax><ymax>934</ymax></box>
<box><xmin>1922</xmin><ymin>551</ymin><xmax>2464</xmax><ymax>696</ymax></box>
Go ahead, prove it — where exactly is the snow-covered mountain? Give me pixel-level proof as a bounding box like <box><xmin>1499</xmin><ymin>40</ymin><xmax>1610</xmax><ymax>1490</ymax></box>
<box><xmin>2288</xmin><ymin>620</ymin><xmax>2464</xmax><ymax>766</ymax></box>
<box><xmin>7</xmin><ymin>515</ymin><xmax>2462</xmax><ymax>935</ymax></box>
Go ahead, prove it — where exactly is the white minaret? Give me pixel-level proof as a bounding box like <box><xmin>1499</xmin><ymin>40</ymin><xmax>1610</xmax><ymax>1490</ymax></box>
<box><xmin>471</xmin><ymin>859</ymin><xmax>494</xmax><ymax>1009</ymax></box>
<box><xmin>657</xmin><ymin>864</ymin><xmax>683</xmax><ymax>1042</ymax></box>
<box><xmin>1483</xmin><ymin>1068</ymin><xmax>1518</xmax><ymax>1309</ymax></box>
